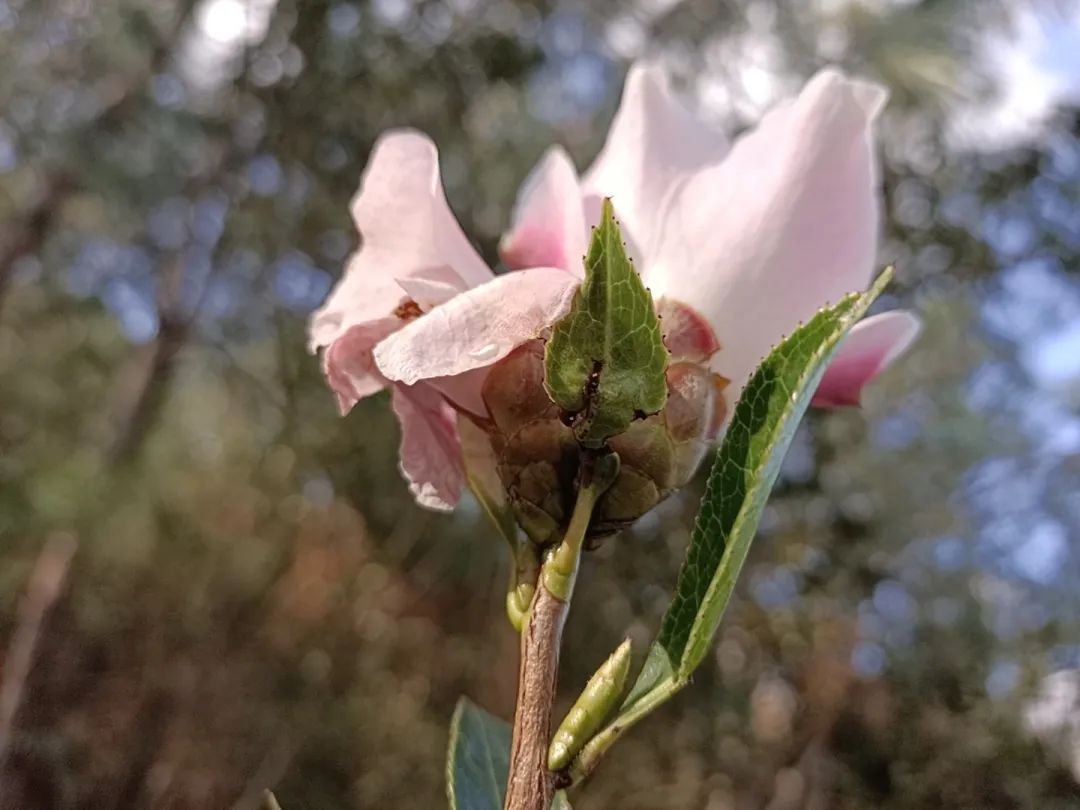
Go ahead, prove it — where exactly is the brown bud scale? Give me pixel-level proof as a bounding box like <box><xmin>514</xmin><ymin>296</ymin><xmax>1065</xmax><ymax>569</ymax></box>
<box><xmin>481</xmin><ymin>311</ymin><xmax>728</xmax><ymax>547</ymax></box>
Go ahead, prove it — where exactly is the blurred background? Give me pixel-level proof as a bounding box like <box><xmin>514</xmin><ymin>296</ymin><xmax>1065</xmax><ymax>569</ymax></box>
<box><xmin>2</xmin><ymin>0</ymin><xmax>1080</xmax><ymax>807</ymax></box>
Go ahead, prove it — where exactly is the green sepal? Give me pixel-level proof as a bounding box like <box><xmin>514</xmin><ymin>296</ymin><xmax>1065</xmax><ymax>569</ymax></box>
<box><xmin>544</xmin><ymin>199</ymin><xmax>668</xmax><ymax>447</ymax></box>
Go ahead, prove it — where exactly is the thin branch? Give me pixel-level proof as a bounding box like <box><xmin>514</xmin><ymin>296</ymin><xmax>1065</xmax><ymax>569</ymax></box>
<box><xmin>107</xmin><ymin>255</ymin><xmax>191</xmax><ymax>462</ymax></box>
<box><xmin>504</xmin><ymin>454</ymin><xmax>617</xmax><ymax>810</ymax></box>
<box><xmin>231</xmin><ymin>736</ymin><xmax>297</xmax><ymax>810</ymax></box>
<box><xmin>0</xmin><ymin>534</ymin><xmax>78</xmax><ymax>762</ymax></box>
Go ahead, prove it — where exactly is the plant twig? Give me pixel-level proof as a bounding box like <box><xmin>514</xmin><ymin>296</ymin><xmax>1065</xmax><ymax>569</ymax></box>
<box><xmin>503</xmin><ymin>453</ymin><xmax>618</xmax><ymax>810</ymax></box>
<box><xmin>0</xmin><ymin>534</ymin><xmax>77</xmax><ymax>762</ymax></box>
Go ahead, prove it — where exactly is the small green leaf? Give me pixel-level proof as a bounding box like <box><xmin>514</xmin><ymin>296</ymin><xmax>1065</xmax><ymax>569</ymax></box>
<box><xmin>446</xmin><ymin>698</ymin><xmax>512</xmax><ymax>810</ymax></box>
<box><xmin>553</xmin><ymin>791</ymin><xmax>573</xmax><ymax>809</ymax></box>
<box><xmin>576</xmin><ymin>270</ymin><xmax>895</xmax><ymax>780</ymax></box>
<box><xmin>544</xmin><ymin>198</ymin><xmax>668</xmax><ymax>447</ymax></box>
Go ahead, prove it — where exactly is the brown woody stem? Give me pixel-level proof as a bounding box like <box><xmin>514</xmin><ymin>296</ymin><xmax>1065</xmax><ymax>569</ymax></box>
<box><xmin>503</xmin><ymin>452</ymin><xmax>618</xmax><ymax>810</ymax></box>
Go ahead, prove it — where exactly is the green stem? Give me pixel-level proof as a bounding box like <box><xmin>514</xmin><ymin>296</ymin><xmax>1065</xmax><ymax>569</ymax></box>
<box><xmin>503</xmin><ymin>451</ymin><xmax>619</xmax><ymax>810</ymax></box>
<box><xmin>464</xmin><ymin>469</ymin><xmax>538</xmax><ymax>632</ymax></box>
<box><xmin>542</xmin><ymin>450</ymin><xmax>620</xmax><ymax>601</ymax></box>
<box><xmin>506</xmin><ymin>547</ymin><xmax>538</xmax><ymax>632</ymax></box>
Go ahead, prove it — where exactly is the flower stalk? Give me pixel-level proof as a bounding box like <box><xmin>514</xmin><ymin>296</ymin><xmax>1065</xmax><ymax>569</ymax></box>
<box><xmin>503</xmin><ymin>452</ymin><xmax>619</xmax><ymax>810</ymax></box>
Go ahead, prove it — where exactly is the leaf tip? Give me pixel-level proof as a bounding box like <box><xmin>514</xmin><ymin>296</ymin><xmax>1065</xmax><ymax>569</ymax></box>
<box><xmin>600</xmin><ymin>196</ymin><xmax>615</xmax><ymax>221</ymax></box>
<box><xmin>869</xmin><ymin>265</ymin><xmax>895</xmax><ymax>299</ymax></box>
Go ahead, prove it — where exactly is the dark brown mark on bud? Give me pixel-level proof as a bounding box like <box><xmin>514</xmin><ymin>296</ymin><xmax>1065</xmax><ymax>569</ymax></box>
<box><xmin>560</xmin><ymin>360</ymin><xmax>603</xmax><ymax>431</ymax></box>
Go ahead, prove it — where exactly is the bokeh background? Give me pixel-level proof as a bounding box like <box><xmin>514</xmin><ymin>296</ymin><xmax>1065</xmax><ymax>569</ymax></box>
<box><xmin>2</xmin><ymin>0</ymin><xmax>1080</xmax><ymax>807</ymax></box>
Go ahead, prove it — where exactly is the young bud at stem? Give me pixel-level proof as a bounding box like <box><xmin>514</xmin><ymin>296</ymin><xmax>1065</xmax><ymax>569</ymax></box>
<box><xmin>548</xmin><ymin>639</ymin><xmax>632</xmax><ymax>772</ymax></box>
<box><xmin>482</xmin><ymin>340</ymin><xmax>727</xmax><ymax>549</ymax></box>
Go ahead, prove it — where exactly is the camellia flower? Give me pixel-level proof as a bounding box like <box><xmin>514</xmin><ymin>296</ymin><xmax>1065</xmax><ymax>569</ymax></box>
<box><xmin>307</xmin><ymin>133</ymin><xmax>577</xmax><ymax>511</ymax></box>
<box><xmin>309</xmin><ymin>61</ymin><xmax>921</xmax><ymax>520</ymax></box>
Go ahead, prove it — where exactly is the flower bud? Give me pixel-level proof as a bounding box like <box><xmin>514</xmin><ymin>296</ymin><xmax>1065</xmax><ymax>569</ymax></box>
<box><xmin>481</xmin><ymin>335</ymin><xmax>728</xmax><ymax>547</ymax></box>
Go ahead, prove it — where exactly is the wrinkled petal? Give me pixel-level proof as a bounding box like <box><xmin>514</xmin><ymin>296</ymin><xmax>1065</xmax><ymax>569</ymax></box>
<box><xmin>391</xmin><ymin>383</ymin><xmax>465</xmax><ymax>511</ymax></box>
<box><xmin>322</xmin><ymin>318</ymin><xmax>399</xmax><ymax>414</ymax></box>
<box><xmin>653</xmin><ymin>69</ymin><xmax>887</xmax><ymax>405</ymax></box>
<box><xmin>581</xmin><ymin>61</ymin><xmax>730</xmax><ymax>269</ymax></box>
<box><xmin>373</xmin><ymin>267</ymin><xmax>579</xmax><ymax>385</ymax></box>
<box><xmin>308</xmin><ymin>130</ymin><xmax>492</xmax><ymax>353</ymax></box>
<box><xmin>812</xmin><ymin>310</ymin><xmax>921</xmax><ymax>407</ymax></box>
<box><xmin>500</xmin><ymin>146</ymin><xmax>588</xmax><ymax>277</ymax></box>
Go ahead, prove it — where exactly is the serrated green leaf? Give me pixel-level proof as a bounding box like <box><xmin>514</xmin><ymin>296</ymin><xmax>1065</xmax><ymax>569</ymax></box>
<box><xmin>636</xmin><ymin>269</ymin><xmax>894</xmax><ymax>692</ymax></box>
<box><xmin>544</xmin><ymin>198</ymin><xmax>668</xmax><ymax>447</ymax></box>
<box><xmin>446</xmin><ymin>698</ymin><xmax>511</xmax><ymax>810</ymax></box>
<box><xmin>659</xmin><ymin>269</ymin><xmax>892</xmax><ymax>677</ymax></box>
<box><xmin>576</xmin><ymin>272</ymin><xmax>895</xmax><ymax>777</ymax></box>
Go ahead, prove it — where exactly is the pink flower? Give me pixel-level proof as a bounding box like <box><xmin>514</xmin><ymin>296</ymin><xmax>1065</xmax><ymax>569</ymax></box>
<box><xmin>308</xmin><ymin>132</ymin><xmax>577</xmax><ymax>510</ymax></box>
<box><xmin>310</xmin><ymin>63</ymin><xmax>920</xmax><ymax>511</ymax></box>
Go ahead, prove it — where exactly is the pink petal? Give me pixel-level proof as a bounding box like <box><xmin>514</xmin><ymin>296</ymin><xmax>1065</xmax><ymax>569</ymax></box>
<box><xmin>308</xmin><ymin>130</ymin><xmax>492</xmax><ymax>354</ymax></box>
<box><xmin>373</xmin><ymin>267</ymin><xmax>579</xmax><ymax>385</ymax></box>
<box><xmin>428</xmin><ymin>366</ymin><xmax>490</xmax><ymax>418</ymax></box>
<box><xmin>812</xmin><ymin>310</ymin><xmax>922</xmax><ymax>408</ymax></box>
<box><xmin>322</xmin><ymin>318</ymin><xmax>399</xmax><ymax>414</ymax></box>
<box><xmin>396</xmin><ymin>265</ymin><xmax>470</xmax><ymax>311</ymax></box>
<box><xmin>657</xmin><ymin>298</ymin><xmax>721</xmax><ymax>363</ymax></box>
<box><xmin>653</xmin><ymin>69</ymin><xmax>887</xmax><ymax>406</ymax></box>
<box><xmin>391</xmin><ymin>382</ymin><xmax>465</xmax><ymax>512</ymax></box>
<box><xmin>500</xmin><ymin>147</ymin><xmax>588</xmax><ymax>277</ymax></box>
<box><xmin>581</xmin><ymin>61</ymin><xmax>730</xmax><ymax>267</ymax></box>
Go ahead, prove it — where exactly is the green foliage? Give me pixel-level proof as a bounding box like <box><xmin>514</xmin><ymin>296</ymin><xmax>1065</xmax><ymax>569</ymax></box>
<box><xmin>3</xmin><ymin>0</ymin><xmax>1078</xmax><ymax>806</ymax></box>
<box><xmin>544</xmin><ymin>199</ymin><xmax>668</xmax><ymax>447</ymax></box>
<box><xmin>577</xmin><ymin>270</ymin><xmax>895</xmax><ymax>774</ymax></box>
<box><xmin>445</xmin><ymin>699</ymin><xmax>574</xmax><ymax>810</ymax></box>
<box><xmin>658</xmin><ymin>268</ymin><xmax>895</xmax><ymax>680</ymax></box>
<box><xmin>446</xmin><ymin>699</ymin><xmax>511</xmax><ymax>810</ymax></box>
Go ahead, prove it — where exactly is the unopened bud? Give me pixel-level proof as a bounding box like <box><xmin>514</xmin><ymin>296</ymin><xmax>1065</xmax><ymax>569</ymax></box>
<box><xmin>548</xmin><ymin>639</ymin><xmax>632</xmax><ymax>772</ymax></box>
<box><xmin>481</xmin><ymin>335</ymin><xmax>727</xmax><ymax>547</ymax></box>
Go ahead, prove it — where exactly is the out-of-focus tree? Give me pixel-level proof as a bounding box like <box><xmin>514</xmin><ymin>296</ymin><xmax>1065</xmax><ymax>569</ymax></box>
<box><xmin>1</xmin><ymin>0</ymin><xmax>1079</xmax><ymax>807</ymax></box>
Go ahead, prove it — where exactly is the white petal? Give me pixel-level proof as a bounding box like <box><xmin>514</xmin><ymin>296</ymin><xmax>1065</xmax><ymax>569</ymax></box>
<box><xmin>308</xmin><ymin>130</ymin><xmax>492</xmax><ymax>353</ymax></box>
<box><xmin>373</xmin><ymin>267</ymin><xmax>579</xmax><ymax>385</ymax></box>
<box><xmin>654</xmin><ymin>69</ymin><xmax>887</xmax><ymax>404</ymax></box>
<box><xmin>500</xmin><ymin>146</ymin><xmax>588</xmax><ymax>277</ymax></box>
<box><xmin>581</xmin><ymin>61</ymin><xmax>730</xmax><ymax>271</ymax></box>
<box><xmin>391</xmin><ymin>383</ymin><xmax>465</xmax><ymax>512</ymax></box>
